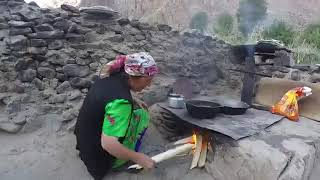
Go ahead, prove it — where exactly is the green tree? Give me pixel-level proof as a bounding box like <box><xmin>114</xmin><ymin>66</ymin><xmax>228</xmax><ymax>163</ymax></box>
<box><xmin>262</xmin><ymin>21</ymin><xmax>295</xmax><ymax>45</ymax></box>
<box><xmin>190</xmin><ymin>12</ymin><xmax>209</xmax><ymax>33</ymax></box>
<box><xmin>214</xmin><ymin>13</ymin><xmax>234</xmax><ymax>36</ymax></box>
<box><xmin>237</xmin><ymin>0</ymin><xmax>267</xmax><ymax>37</ymax></box>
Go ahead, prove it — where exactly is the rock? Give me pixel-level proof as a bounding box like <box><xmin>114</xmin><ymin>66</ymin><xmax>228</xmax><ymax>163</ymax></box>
<box><xmin>37</xmin><ymin>67</ymin><xmax>56</xmax><ymax>79</ymax></box>
<box><xmin>68</xmin><ymin>90</ymin><xmax>82</xmax><ymax>100</ymax></box>
<box><xmin>89</xmin><ymin>62</ymin><xmax>99</xmax><ymax>71</ymax></box>
<box><xmin>30</xmin><ymin>39</ymin><xmax>47</xmax><ymax>47</ymax></box>
<box><xmin>79</xmin><ymin>6</ymin><xmax>119</xmax><ymax>17</ymax></box>
<box><xmin>28</xmin><ymin>1</ymin><xmax>39</xmax><ymax>7</ymax></box>
<box><xmin>27</xmin><ymin>30</ymin><xmax>64</xmax><ymax>39</ymax></box>
<box><xmin>273</xmin><ymin>50</ymin><xmax>295</xmax><ymax>67</ymax></box>
<box><xmin>34</xmin><ymin>24</ymin><xmax>54</xmax><ymax>32</ymax></box>
<box><xmin>0</xmin><ymin>29</ymin><xmax>9</xmax><ymax>40</ymax></box>
<box><xmin>61</xmin><ymin>4</ymin><xmax>80</xmax><ymax>13</ymax></box>
<box><xmin>49</xmin><ymin>94</ymin><xmax>67</xmax><ymax>104</ymax></box>
<box><xmin>49</xmin><ymin>78</ymin><xmax>59</xmax><ymax>89</ymax></box>
<box><xmin>56</xmin><ymin>73</ymin><xmax>66</xmax><ymax>81</ymax></box>
<box><xmin>56</xmin><ymin>81</ymin><xmax>72</xmax><ymax>94</ymax></box>
<box><xmin>10</xmin><ymin>112</ymin><xmax>28</xmax><ymax>125</ymax></box>
<box><xmin>32</xmin><ymin>55</ymin><xmax>46</xmax><ymax>62</ymax></box>
<box><xmin>18</xmin><ymin>5</ymin><xmax>41</xmax><ymax>21</ymax></box>
<box><xmin>66</xmin><ymin>119</ymin><xmax>77</xmax><ymax>131</ymax></box>
<box><xmin>65</xmin><ymin>33</ymin><xmax>84</xmax><ymax>43</ymax></box>
<box><xmin>61</xmin><ymin>108</ymin><xmax>78</xmax><ymax>122</ymax></box>
<box><xmin>0</xmin><ymin>23</ymin><xmax>9</xmax><ymax>29</ymax></box>
<box><xmin>18</xmin><ymin>69</ymin><xmax>37</xmax><ymax>82</ymax></box>
<box><xmin>8</xmin><ymin>21</ymin><xmax>34</xmax><ymax>28</ymax></box>
<box><xmin>273</xmin><ymin>71</ymin><xmax>286</xmax><ymax>78</ymax></box>
<box><xmin>9</xmin><ymin>28</ymin><xmax>32</xmax><ymax>35</ymax></box>
<box><xmin>14</xmin><ymin>59</ymin><xmax>33</xmax><ymax>71</ymax></box>
<box><xmin>108</xmin><ymin>35</ymin><xmax>124</xmax><ymax>43</ymax></box>
<box><xmin>75</xmin><ymin>57</ymin><xmax>92</xmax><ymax>66</ymax></box>
<box><xmin>310</xmin><ymin>73</ymin><xmax>320</xmax><ymax>83</ymax></box>
<box><xmin>69</xmin><ymin>77</ymin><xmax>92</xmax><ymax>89</ymax></box>
<box><xmin>290</xmin><ymin>70</ymin><xmax>301</xmax><ymax>81</ymax></box>
<box><xmin>53</xmin><ymin>19</ymin><xmax>73</xmax><ymax>32</ymax></box>
<box><xmin>0</xmin><ymin>16</ymin><xmax>6</xmax><ymax>23</ymax></box>
<box><xmin>271</xmin><ymin>66</ymin><xmax>291</xmax><ymax>73</ymax></box>
<box><xmin>0</xmin><ymin>121</ymin><xmax>22</xmax><ymax>133</ymax></box>
<box><xmin>0</xmin><ymin>85</ymin><xmax>9</xmax><ymax>93</ymax></box>
<box><xmin>157</xmin><ymin>24</ymin><xmax>172</xmax><ymax>31</ymax></box>
<box><xmin>48</xmin><ymin>40</ymin><xmax>64</xmax><ymax>50</ymax></box>
<box><xmin>28</xmin><ymin>47</ymin><xmax>48</xmax><ymax>55</ymax></box>
<box><xmin>46</xmin><ymin>51</ymin><xmax>68</xmax><ymax>65</ymax></box>
<box><xmin>63</xmin><ymin>64</ymin><xmax>90</xmax><ymax>78</ymax></box>
<box><xmin>6</xmin><ymin>35</ymin><xmax>28</xmax><ymax>51</ymax></box>
<box><xmin>117</xmin><ymin>18</ymin><xmax>130</xmax><ymax>26</ymax></box>
<box><xmin>32</xmin><ymin>78</ymin><xmax>45</xmax><ymax>91</ymax></box>
<box><xmin>292</xmin><ymin>64</ymin><xmax>311</xmax><ymax>71</ymax></box>
<box><xmin>135</xmin><ymin>34</ymin><xmax>146</xmax><ymax>41</ymax></box>
<box><xmin>6</xmin><ymin>101</ymin><xmax>21</xmax><ymax>114</ymax></box>
<box><xmin>67</xmin><ymin>23</ymin><xmax>78</xmax><ymax>33</ymax></box>
<box><xmin>11</xmin><ymin>83</ymin><xmax>25</xmax><ymax>93</ymax></box>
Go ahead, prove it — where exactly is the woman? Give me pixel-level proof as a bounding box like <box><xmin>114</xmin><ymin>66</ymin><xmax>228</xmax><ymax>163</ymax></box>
<box><xmin>74</xmin><ymin>52</ymin><xmax>159</xmax><ymax>180</ymax></box>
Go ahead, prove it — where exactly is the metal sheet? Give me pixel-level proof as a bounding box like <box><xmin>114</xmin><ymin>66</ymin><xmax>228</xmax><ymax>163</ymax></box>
<box><xmin>158</xmin><ymin>103</ymin><xmax>284</xmax><ymax>140</ymax></box>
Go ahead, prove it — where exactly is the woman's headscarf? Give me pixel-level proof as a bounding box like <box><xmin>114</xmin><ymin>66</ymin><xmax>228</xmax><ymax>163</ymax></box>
<box><xmin>99</xmin><ymin>52</ymin><xmax>159</xmax><ymax>78</ymax></box>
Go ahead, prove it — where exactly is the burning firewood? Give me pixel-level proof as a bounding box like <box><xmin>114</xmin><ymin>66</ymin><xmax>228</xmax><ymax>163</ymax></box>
<box><xmin>190</xmin><ymin>132</ymin><xmax>202</xmax><ymax>169</ymax></box>
<box><xmin>198</xmin><ymin>136</ymin><xmax>208</xmax><ymax>167</ymax></box>
<box><xmin>128</xmin><ymin>143</ymin><xmax>193</xmax><ymax>170</ymax></box>
<box><xmin>172</xmin><ymin>136</ymin><xmax>193</xmax><ymax>146</ymax></box>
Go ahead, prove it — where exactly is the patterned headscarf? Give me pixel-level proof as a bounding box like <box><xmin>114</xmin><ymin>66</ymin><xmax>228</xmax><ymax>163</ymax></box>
<box><xmin>99</xmin><ymin>52</ymin><xmax>159</xmax><ymax>78</ymax></box>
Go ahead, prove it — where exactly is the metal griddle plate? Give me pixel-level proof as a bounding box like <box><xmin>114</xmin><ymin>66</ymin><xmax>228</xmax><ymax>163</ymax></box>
<box><xmin>158</xmin><ymin>102</ymin><xmax>283</xmax><ymax>140</ymax></box>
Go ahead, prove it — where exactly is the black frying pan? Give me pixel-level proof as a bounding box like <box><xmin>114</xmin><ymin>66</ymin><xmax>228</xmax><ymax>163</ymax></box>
<box><xmin>220</xmin><ymin>100</ymin><xmax>250</xmax><ymax>115</ymax></box>
<box><xmin>186</xmin><ymin>100</ymin><xmax>222</xmax><ymax>119</ymax></box>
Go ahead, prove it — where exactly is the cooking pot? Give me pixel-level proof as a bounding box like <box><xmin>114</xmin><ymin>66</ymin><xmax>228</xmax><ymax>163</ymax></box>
<box><xmin>168</xmin><ymin>94</ymin><xmax>185</xmax><ymax>109</ymax></box>
<box><xmin>186</xmin><ymin>100</ymin><xmax>222</xmax><ymax>119</ymax></box>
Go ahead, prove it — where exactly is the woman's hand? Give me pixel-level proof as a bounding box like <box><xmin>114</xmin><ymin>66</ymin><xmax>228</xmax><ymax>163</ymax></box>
<box><xmin>133</xmin><ymin>153</ymin><xmax>155</xmax><ymax>169</ymax></box>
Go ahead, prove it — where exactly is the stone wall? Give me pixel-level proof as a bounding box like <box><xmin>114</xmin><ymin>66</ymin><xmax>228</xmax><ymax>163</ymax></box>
<box><xmin>0</xmin><ymin>0</ymin><xmax>242</xmax><ymax>134</ymax></box>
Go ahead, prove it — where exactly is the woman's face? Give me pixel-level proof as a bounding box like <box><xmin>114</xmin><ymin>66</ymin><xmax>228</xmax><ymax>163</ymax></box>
<box><xmin>129</xmin><ymin>76</ymin><xmax>153</xmax><ymax>92</ymax></box>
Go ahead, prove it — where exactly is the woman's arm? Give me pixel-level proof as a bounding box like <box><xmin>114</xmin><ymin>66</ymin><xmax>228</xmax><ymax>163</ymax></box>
<box><xmin>101</xmin><ymin>134</ymin><xmax>154</xmax><ymax>169</ymax></box>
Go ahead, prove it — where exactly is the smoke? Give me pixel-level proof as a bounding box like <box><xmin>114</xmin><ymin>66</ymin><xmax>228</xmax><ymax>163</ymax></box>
<box><xmin>237</xmin><ymin>0</ymin><xmax>268</xmax><ymax>38</ymax></box>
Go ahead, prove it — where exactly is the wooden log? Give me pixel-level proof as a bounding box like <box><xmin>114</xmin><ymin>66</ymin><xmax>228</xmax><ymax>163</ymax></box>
<box><xmin>128</xmin><ymin>143</ymin><xmax>193</xmax><ymax>170</ymax></box>
<box><xmin>198</xmin><ymin>140</ymin><xmax>208</xmax><ymax>168</ymax></box>
<box><xmin>173</xmin><ymin>136</ymin><xmax>193</xmax><ymax>146</ymax></box>
<box><xmin>190</xmin><ymin>133</ymin><xmax>202</xmax><ymax>169</ymax></box>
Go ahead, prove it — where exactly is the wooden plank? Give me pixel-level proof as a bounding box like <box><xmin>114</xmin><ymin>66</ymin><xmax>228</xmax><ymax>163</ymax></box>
<box><xmin>190</xmin><ymin>133</ymin><xmax>202</xmax><ymax>169</ymax></box>
<box><xmin>198</xmin><ymin>140</ymin><xmax>208</xmax><ymax>168</ymax></box>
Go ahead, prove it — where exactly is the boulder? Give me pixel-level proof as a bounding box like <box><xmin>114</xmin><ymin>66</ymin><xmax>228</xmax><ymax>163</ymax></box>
<box><xmin>61</xmin><ymin>4</ymin><xmax>80</xmax><ymax>13</ymax></box>
<box><xmin>32</xmin><ymin>78</ymin><xmax>45</xmax><ymax>91</ymax></box>
<box><xmin>0</xmin><ymin>23</ymin><xmax>9</xmax><ymax>29</ymax></box>
<box><xmin>6</xmin><ymin>35</ymin><xmax>28</xmax><ymax>51</ymax></box>
<box><xmin>117</xmin><ymin>18</ymin><xmax>130</xmax><ymax>26</ymax></box>
<box><xmin>61</xmin><ymin>108</ymin><xmax>78</xmax><ymax>122</ymax></box>
<box><xmin>46</xmin><ymin>51</ymin><xmax>68</xmax><ymax>65</ymax></box>
<box><xmin>0</xmin><ymin>121</ymin><xmax>22</xmax><ymax>133</ymax></box>
<box><xmin>75</xmin><ymin>57</ymin><xmax>92</xmax><ymax>65</ymax></box>
<box><xmin>290</xmin><ymin>70</ymin><xmax>301</xmax><ymax>81</ymax></box>
<box><xmin>63</xmin><ymin>64</ymin><xmax>90</xmax><ymax>78</ymax></box>
<box><xmin>28</xmin><ymin>47</ymin><xmax>48</xmax><ymax>55</ymax></box>
<box><xmin>9</xmin><ymin>28</ymin><xmax>32</xmax><ymax>36</ymax></box>
<box><xmin>28</xmin><ymin>1</ymin><xmax>40</xmax><ymax>7</ymax></box>
<box><xmin>8</xmin><ymin>20</ymin><xmax>34</xmax><ymax>28</ymax></box>
<box><xmin>310</xmin><ymin>73</ymin><xmax>320</xmax><ymax>83</ymax></box>
<box><xmin>48</xmin><ymin>94</ymin><xmax>67</xmax><ymax>104</ymax></box>
<box><xmin>157</xmin><ymin>24</ymin><xmax>172</xmax><ymax>31</ymax></box>
<box><xmin>18</xmin><ymin>5</ymin><xmax>42</xmax><ymax>21</ymax></box>
<box><xmin>56</xmin><ymin>81</ymin><xmax>72</xmax><ymax>94</ymax></box>
<box><xmin>34</xmin><ymin>24</ymin><xmax>54</xmax><ymax>32</ymax></box>
<box><xmin>68</xmin><ymin>90</ymin><xmax>82</xmax><ymax>101</ymax></box>
<box><xmin>30</xmin><ymin>39</ymin><xmax>47</xmax><ymax>47</ymax></box>
<box><xmin>79</xmin><ymin>6</ymin><xmax>119</xmax><ymax>17</ymax></box>
<box><xmin>27</xmin><ymin>30</ymin><xmax>64</xmax><ymax>39</ymax></box>
<box><xmin>48</xmin><ymin>40</ymin><xmax>64</xmax><ymax>50</ymax></box>
<box><xmin>69</xmin><ymin>77</ymin><xmax>92</xmax><ymax>89</ymax></box>
<box><xmin>18</xmin><ymin>69</ymin><xmax>37</xmax><ymax>82</ymax></box>
<box><xmin>53</xmin><ymin>19</ymin><xmax>73</xmax><ymax>32</ymax></box>
<box><xmin>37</xmin><ymin>67</ymin><xmax>56</xmax><ymax>79</ymax></box>
<box><xmin>108</xmin><ymin>35</ymin><xmax>124</xmax><ymax>43</ymax></box>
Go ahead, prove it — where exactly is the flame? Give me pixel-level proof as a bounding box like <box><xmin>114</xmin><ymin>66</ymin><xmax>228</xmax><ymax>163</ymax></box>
<box><xmin>192</xmin><ymin>133</ymin><xmax>197</xmax><ymax>145</ymax></box>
